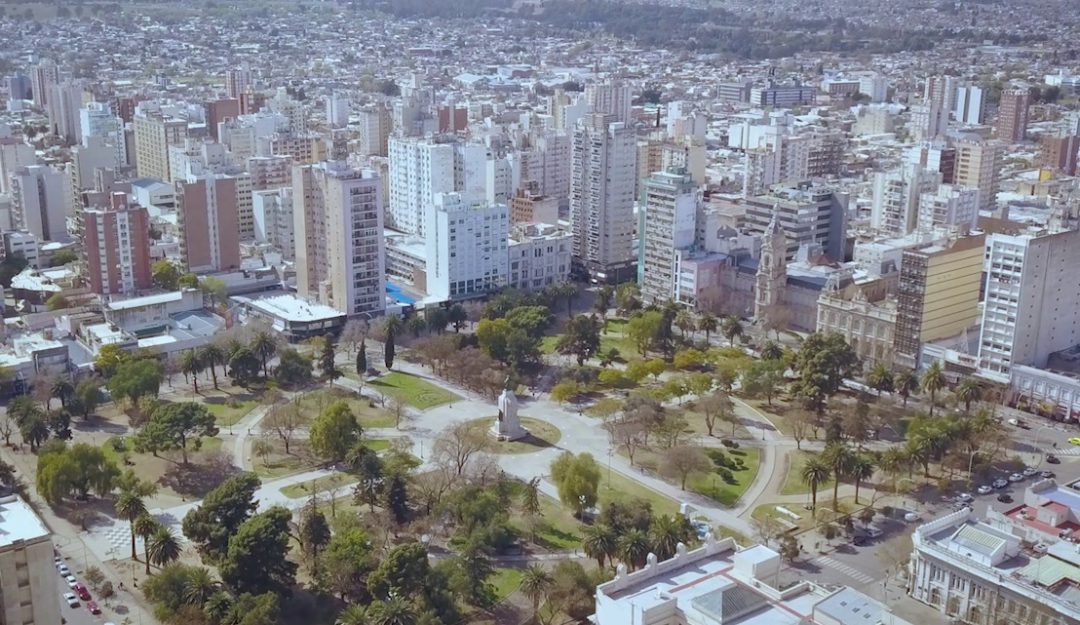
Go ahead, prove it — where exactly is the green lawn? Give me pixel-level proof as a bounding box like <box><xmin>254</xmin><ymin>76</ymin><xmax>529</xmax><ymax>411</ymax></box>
<box><xmin>597</xmin><ymin>470</ymin><xmax>680</xmax><ymax>518</ymax></box>
<box><xmin>204</xmin><ymin>398</ymin><xmax>259</xmax><ymax>426</ymax></box>
<box><xmin>687</xmin><ymin>447</ymin><xmax>760</xmax><ymax>506</ymax></box>
<box><xmin>252</xmin><ymin>439</ymin><xmax>319</xmax><ymax>479</ymax></box>
<box><xmin>542</xmin><ymin>317</ymin><xmax>639</xmax><ymax>360</ymax></box>
<box><xmin>490</xmin><ymin>568</ymin><xmax>523</xmax><ymax>600</ymax></box>
<box><xmin>505</xmin><ymin>481</ymin><xmax>585</xmax><ymax>550</ymax></box>
<box><xmin>294</xmin><ymin>388</ymin><xmax>395</xmax><ymax>428</ymax></box>
<box><xmin>280</xmin><ymin>473</ymin><xmax>359</xmax><ymax>499</ymax></box>
<box><xmin>369</xmin><ymin>372</ymin><xmax>461</xmax><ymax>410</ymax></box>
<box><xmin>465</xmin><ymin>418</ymin><xmax>562</xmax><ymax>454</ymax></box>
<box><xmin>780</xmin><ymin>450</ymin><xmax>834</xmax><ymax>496</ymax></box>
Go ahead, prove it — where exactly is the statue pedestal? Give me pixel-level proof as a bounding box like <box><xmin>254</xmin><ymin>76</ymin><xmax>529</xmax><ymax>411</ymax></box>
<box><xmin>491</xmin><ymin>388</ymin><xmax>528</xmax><ymax>441</ymax></box>
<box><xmin>490</xmin><ymin>422</ymin><xmax>529</xmax><ymax>442</ymax></box>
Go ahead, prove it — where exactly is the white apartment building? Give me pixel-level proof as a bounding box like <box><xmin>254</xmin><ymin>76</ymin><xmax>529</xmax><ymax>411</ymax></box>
<box><xmin>0</xmin><ymin>494</ymin><xmax>61</xmax><ymax>625</ymax></box>
<box><xmin>293</xmin><ymin>162</ymin><xmax>385</xmax><ymax>317</ymax></box>
<box><xmin>638</xmin><ymin>169</ymin><xmax>701</xmax><ymax>305</ymax></box>
<box><xmin>507</xmin><ymin>222</ymin><xmax>571</xmax><ymax>291</ymax></box>
<box><xmin>908</xmin><ymin>508</ymin><xmax>1080</xmax><ymax>625</ymax></box>
<box><xmin>871</xmin><ymin>166</ymin><xmax>943</xmax><ymax>236</ymax></box>
<box><xmin>585</xmin><ymin>81</ymin><xmax>632</xmax><ymax>125</ymax></box>
<box><xmin>47</xmin><ymin>82</ymin><xmax>84</xmax><ymax>145</ymax></box>
<box><xmin>0</xmin><ymin>140</ymin><xmax>36</xmax><ymax>194</ymax></box>
<box><xmin>916</xmin><ymin>184</ymin><xmax>979</xmax><ymax>232</ymax></box>
<box><xmin>10</xmin><ymin>165</ymin><xmax>71</xmax><ymax>242</ymax></box>
<box><xmin>954</xmin><ymin>84</ymin><xmax>986</xmax><ymax>125</ymax></box>
<box><xmin>387</xmin><ymin>137</ymin><xmax>455</xmax><ymax>236</ymax></box>
<box><xmin>252</xmin><ymin>188</ymin><xmax>295</xmax><ymax>260</ymax></box>
<box><xmin>520</xmin><ymin>132</ymin><xmax>571</xmax><ymax>204</ymax></box>
<box><xmin>79</xmin><ymin>101</ymin><xmax>126</xmax><ymax>165</ymax></box>
<box><xmin>570</xmin><ymin>113</ymin><xmax>636</xmax><ymax>281</ymax></box>
<box><xmin>978</xmin><ymin>229</ymin><xmax>1080</xmax><ymax>383</ymax></box>
<box><xmin>357</xmin><ymin>105</ymin><xmax>392</xmax><ymax>157</ymax></box>
<box><xmin>856</xmin><ymin>71</ymin><xmax>889</xmax><ymax>102</ymax></box>
<box><xmin>325</xmin><ymin>93</ymin><xmax>349</xmax><ymax>129</ymax></box>
<box><xmin>426</xmin><ymin>192</ymin><xmax>508</xmax><ymax>301</ymax></box>
<box><xmin>3</xmin><ymin>231</ymin><xmax>40</xmax><ymax>268</ymax></box>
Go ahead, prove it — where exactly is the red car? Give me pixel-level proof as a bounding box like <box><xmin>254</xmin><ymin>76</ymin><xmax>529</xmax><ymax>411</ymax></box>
<box><xmin>74</xmin><ymin>583</ymin><xmax>90</xmax><ymax>601</ymax></box>
<box><xmin>86</xmin><ymin>600</ymin><xmax>100</xmax><ymax>615</ymax></box>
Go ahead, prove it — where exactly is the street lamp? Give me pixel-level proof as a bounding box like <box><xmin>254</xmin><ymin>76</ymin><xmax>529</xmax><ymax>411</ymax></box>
<box><xmin>1032</xmin><ymin>424</ymin><xmax>1055</xmax><ymax>466</ymax></box>
<box><xmin>967</xmin><ymin>448</ymin><xmax>981</xmax><ymax>490</ymax></box>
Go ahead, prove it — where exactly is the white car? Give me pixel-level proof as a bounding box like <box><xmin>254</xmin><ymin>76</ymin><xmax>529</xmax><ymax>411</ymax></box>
<box><xmin>64</xmin><ymin>575</ymin><xmax>77</xmax><ymax>588</ymax></box>
<box><xmin>62</xmin><ymin>592</ymin><xmax>79</xmax><ymax>608</ymax></box>
<box><xmin>56</xmin><ymin>563</ymin><xmax>70</xmax><ymax>576</ymax></box>
<box><xmin>1009</xmin><ymin>473</ymin><xmax>1025</xmax><ymax>482</ymax></box>
<box><xmin>976</xmin><ymin>485</ymin><xmax>993</xmax><ymax>495</ymax></box>
<box><xmin>904</xmin><ymin>512</ymin><xmax>921</xmax><ymax>522</ymax></box>
<box><xmin>1022</xmin><ymin>466</ymin><xmax>1039</xmax><ymax>477</ymax></box>
<box><xmin>957</xmin><ymin>493</ymin><xmax>974</xmax><ymax>503</ymax></box>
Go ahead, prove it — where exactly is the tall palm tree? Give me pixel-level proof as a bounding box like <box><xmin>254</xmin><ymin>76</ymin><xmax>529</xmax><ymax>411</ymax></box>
<box><xmin>698</xmin><ymin>312</ymin><xmax>718</xmax><ymax>343</ymax></box>
<box><xmin>132</xmin><ymin>514</ymin><xmax>160</xmax><ymax>574</ymax></box>
<box><xmin>922</xmin><ymin>361</ymin><xmax>947</xmax><ymax>416</ymax></box>
<box><xmin>555</xmin><ymin>281</ymin><xmax>578</xmax><ymax>318</ymax></box>
<box><xmin>115</xmin><ymin>492</ymin><xmax>147</xmax><ymax>561</ymax></box>
<box><xmin>895</xmin><ymin>368</ymin><xmax>919</xmax><ymax>407</ymax></box>
<box><xmin>760</xmin><ymin>340</ymin><xmax>783</xmax><ymax>361</ymax></box>
<box><xmin>955</xmin><ymin>378</ymin><xmax>982</xmax><ymax>414</ymax></box>
<box><xmin>199</xmin><ymin>344</ymin><xmax>225</xmax><ymax>390</ymax></box>
<box><xmin>849</xmin><ymin>455</ymin><xmax>876</xmax><ymax>504</ymax></box>
<box><xmin>721</xmin><ymin>315</ymin><xmax>744</xmax><ymax>346</ymax></box>
<box><xmin>866</xmin><ymin>363</ymin><xmax>894</xmax><ymax>396</ymax></box>
<box><xmin>370</xmin><ymin>595</ymin><xmax>416</xmax><ymax>625</ymax></box>
<box><xmin>251</xmin><ymin>330</ymin><xmax>278</xmax><ymax>378</ymax></box>
<box><xmin>648</xmin><ymin>514</ymin><xmax>685</xmax><ymax>561</ymax></box>
<box><xmin>182</xmin><ymin>567</ymin><xmax>218</xmax><ymax>606</ymax></box>
<box><xmin>674</xmin><ymin>309</ymin><xmax>696</xmax><ymax>340</ymax></box>
<box><xmin>801</xmin><ymin>457</ymin><xmax>831</xmax><ymax>517</ymax></box>
<box><xmin>520</xmin><ymin>564</ymin><xmax>553</xmax><ymax>623</ymax></box>
<box><xmin>180</xmin><ymin>349</ymin><xmax>203</xmax><ymax>394</ymax></box>
<box><xmin>336</xmin><ymin>605</ymin><xmax>372</xmax><ymax>625</ymax></box>
<box><xmin>878</xmin><ymin>447</ymin><xmax>908</xmax><ymax>491</ymax></box>
<box><xmin>583</xmin><ymin>524</ymin><xmax>617</xmax><ymax>570</ymax></box>
<box><xmin>821</xmin><ymin>443</ymin><xmax>853</xmax><ymax>511</ymax></box>
<box><xmin>594</xmin><ymin>286</ymin><xmax>614</xmax><ymax>328</ymax></box>
<box><xmin>147</xmin><ymin>525</ymin><xmax>181</xmax><ymax>569</ymax></box>
<box><xmin>617</xmin><ymin>529</ymin><xmax>650</xmax><ymax>570</ymax></box>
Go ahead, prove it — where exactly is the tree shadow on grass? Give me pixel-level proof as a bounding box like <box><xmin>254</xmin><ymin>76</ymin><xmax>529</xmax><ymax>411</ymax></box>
<box><xmin>281</xmin><ymin>587</ymin><xmax>342</xmax><ymax>625</ymax></box>
<box><xmin>159</xmin><ymin>453</ymin><xmax>239</xmax><ymax>497</ymax></box>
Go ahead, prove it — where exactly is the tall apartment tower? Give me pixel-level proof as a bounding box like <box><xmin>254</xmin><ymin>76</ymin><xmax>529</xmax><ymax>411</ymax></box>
<box><xmin>953</xmin><ymin>84</ymin><xmax>986</xmax><ymax>125</ymax></box>
<box><xmin>954</xmin><ymin>139</ymin><xmax>1003</xmax><ymax>210</ymax></box>
<box><xmin>133</xmin><ymin>110</ymin><xmax>188</xmax><ymax>181</ymax></box>
<box><xmin>0</xmin><ymin>495</ymin><xmax>62</xmax><ymax>625</ymax></box>
<box><xmin>426</xmin><ymin>192</ymin><xmax>509</xmax><ymax>301</ymax></box>
<box><xmin>871</xmin><ymin>167</ymin><xmax>943</xmax><ymax>236</ymax></box>
<box><xmin>1037</xmin><ymin>132</ymin><xmax>1080</xmax><ymax>176</ymax></box>
<box><xmin>893</xmin><ymin>234</ymin><xmax>985</xmax><ymax>369</ymax></box>
<box><xmin>569</xmin><ymin>113</ymin><xmax>636</xmax><ymax>281</ymax></box>
<box><xmin>82</xmin><ymin>192</ymin><xmax>152</xmax><ymax>296</ymax></box>
<box><xmin>225</xmin><ymin>67</ymin><xmax>251</xmax><ymax>100</ymax></box>
<box><xmin>6</xmin><ymin>73</ymin><xmax>31</xmax><ymax>102</ymax></box>
<box><xmin>995</xmin><ymin>87</ymin><xmax>1031</xmax><ymax>143</ymax></box>
<box><xmin>916</xmin><ymin>184</ymin><xmax>980</xmax><ymax>232</ymax></box>
<box><xmin>10</xmin><ymin>165</ymin><xmax>71</xmax><ymax>242</ymax></box>
<box><xmin>47</xmin><ymin>82</ymin><xmax>84</xmax><ymax>145</ymax></box>
<box><xmin>638</xmin><ymin>168</ymin><xmax>700</xmax><ymax>305</ymax></box>
<box><xmin>978</xmin><ymin>229</ymin><xmax>1080</xmax><ymax>383</ymax></box>
<box><xmin>176</xmin><ymin>175</ymin><xmax>242</xmax><ymax>273</ymax></box>
<box><xmin>293</xmin><ymin>162</ymin><xmax>386</xmax><ymax>317</ymax></box>
<box><xmin>358</xmin><ymin>105</ymin><xmax>392</xmax><ymax>156</ymax></box>
<box><xmin>29</xmin><ymin>60</ymin><xmax>58</xmax><ymax>110</ymax></box>
<box><xmin>387</xmin><ymin>137</ymin><xmax>455</xmax><ymax>236</ymax></box>
<box><xmin>754</xmin><ymin>211</ymin><xmax>788</xmax><ymax>321</ymax></box>
<box><xmin>919</xmin><ymin>75</ymin><xmax>954</xmax><ymax>139</ymax></box>
<box><xmin>0</xmin><ymin>139</ymin><xmax>37</xmax><ymax>194</ymax></box>
<box><xmin>585</xmin><ymin>81</ymin><xmax>633</xmax><ymax>125</ymax></box>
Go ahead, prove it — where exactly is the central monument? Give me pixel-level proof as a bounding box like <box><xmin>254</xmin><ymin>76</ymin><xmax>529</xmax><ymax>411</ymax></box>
<box><xmin>492</xmin><ymin>384</ymin><xmax>528</xmax><ymax>441</ymax></box>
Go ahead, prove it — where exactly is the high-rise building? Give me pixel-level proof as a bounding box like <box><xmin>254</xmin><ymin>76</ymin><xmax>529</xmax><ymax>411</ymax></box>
<box><xmin>252</xmin><ymin>188</ymin><xmax>295</xmax><ymax>260</ymax></box>
<box><xmin>82</xmin><ymin>192</ymin><xmax>152</xmax><ymax>296</ymax></box>
<box><xmin>246</xmin><ymin>155</ymin><xmax>293</xmax><ymax>191</ymax></box>
<box><xmin>995</xmin><ymin>87</ymin><xmax>1031</xmax><ymax>143</ymax></box>
<box><xmin>387</xmin><ymin>137</ymin><xmax>488</xmax><ymax>236</ymax></box>
<box><xmin>916</xmin><ymin>184</ymin><xmax>979</xmax><ymax>232</ymax></box>
<box><xmin>638</xmin><ymin>169</ymin><xmax>701</xmax><ymax>305</ymax></box>
<box><xmin>570</xmin><ymin>113</ymin><xmax>636</xmax><ymax>281</ymax></box>
<box><xmin>133</xmin><ymin>109</ymin><xmax>188</xmax><ymax>181</ymax></box>
<box><xmin>225</xmin><ymin>66</ymin><xmax>251</xmax><ymax>100</ymax></box>
<box><xmin>0</xmin><ymin>494</ymin><xmax>62</xmax><ymax>625</ymax></box>
<box><xmin>69</xmin><ymin>136</ymin><xmax>121</xmax><ymax>211</ymax></box>
<box><xmin>871</xmin><ymin>167</ymin><xmax>943</xmax><ymax>236</ymax></box>
<box><xmin>510</xmin><ymin>183</ymin><xmax>559</xmax><ymax>224</ymax></box>
<box><xmin>29</xmin><ymin>60</ymin><xmax>57</xmax><ymax>110</ymax></box>
<box><xmin>954</xmin><ymin>139</ymin><xmax>1003</xmax><ymax>210</ymax></box>
<box><xmin>0</xmin><ymin>138</ymin><xmax>37</xmax><ymax>193</ymax></box>
<box><xmin>426</xmin><ymin>192</ymin><xmax>508</xmax><ymax>301</ymax></box>
<box><xmin>585</xmin><ymin>81</ymin><xmax>633</xmax><ymax>125</ymax></box>
<box><xmin>46</xmin><ymin>82</ymin><xmax>84</xmax><ymax>144</ymax></box>
<box><xmin>176</xmin><ymin>175</ymin><xmax>242</xmax><ymax>273</ymax></box>
<box><xmin>743</xmin><ymin>183</ymin><xmax>848</xmax><ymax>261</ymax></box>
<box><xmin>953</xmin><ymin>84</ymin><xmax>985</xmax><ymax>125</ymax></box>
<box><xmin>522</xmin><ymin>132</ymin><xmax>571</xmax><ymax>204</ymax></box>
<box><xmin>893</xmin><ymin>234</ymin><xmax>985</xmax><ymax>369</ymax></box>
<box><xmin>293</xmin><ymin>162</ymin><xmax>385</xmax><ymax>317</ymax></box>
<box><xmin>1037</xmin><ymin>132</ymin><xmax>1080</xmax><ymax>176</ymax></box>
<box><xmin>326</xmin><ymin>93</ymin><xmax>349</xmax><ymax>129</ymax></box>
<box><xmin>923</xmin><ymin>75</ymin><xmax>954</xmax><ymax>139</ymax></box>
<box><xmin>978</xmin><ymin>229</ymin><xmax>1080</xmax><ymax>383</ymax></box>
<box><xmin>10</xmin><ymin>165</ymin><xmax>71</xmax><ymax>242</ymax></box>
<box><xmin>79</xmin><ymin>101</ymin><xmax>120</xmax><ymax>146</ymax></box>
<box><xmin>205</xmin><ymin>99</ymin><xmax>240</xmax><ymax>141</ymax></box>
<box><xmin>357</xmin><ymin>105</ymin><xmax>392</xmax><ymax>156</ymax></box>
<box><xmin>5</xmin><ymin>73</ymin><xmax>31</xmax><ymax>102</ymax></box>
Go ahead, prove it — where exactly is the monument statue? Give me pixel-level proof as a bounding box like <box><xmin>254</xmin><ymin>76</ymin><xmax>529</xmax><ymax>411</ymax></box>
<box><xmin>492</xmin><ymin>385</ymin><xmax>528</xmax><ymax>441</ymax></box>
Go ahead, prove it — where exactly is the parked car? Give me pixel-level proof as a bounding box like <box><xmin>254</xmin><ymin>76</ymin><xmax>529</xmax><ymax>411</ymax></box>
<box><xmin>1040</xmin><ymin>470</ymin><xmax>1055</xmax><ymax>479</ymax></box>
<box><xmin>862</xmin><ymin>525</ymin><xmax>884</xmax><ymax>538</ymax></box>
<box><xmin>56</xmin><ymin>563</ymin><xmax>70</xmax><ymax>576</ymax></box>
<box><xmin>74</xmin><ymin>583</ymin><xmax>90</xmax><ymax>601</ymax></box>
<box><xmin>87</xmin><ymin>601</ymin><xmax>101</xmax><ymax>615</ymax></box>
<box><xmin>1047</xmin><ymin>454</ymin><xmax>1061</xmax><ymax>464</ymax></box>
<box><xmin>1008</xmin><ymin>473</ymin><xmax>1025</xmax><ymax>482</ymax></box>
<box><xmin>993</xmin><ymin>478</ymin><xmax>1009</xmax><ymax>489</ymax></box>
<box><xmin>976</xmin><ymin>485</ymin><xmax>993</xmax><ymax>495</ymax></box>
<box><xmin>64</xmin><ymin>575</ymin><xmax>77</xmax><ymax>588</ymax></box>
<box><xmin>998</xmin><ymin>493</ymin><xmax>1014</xmax><ymax>503</ymax></box>
<box><xmin>852</xmin><ymin>535</ymin><xmax>867</xmax><ymax>546</ymax></box>
<box><xmin>957</xmin><ymin>493</ymin><xmax>974</xmax><ymax>502</ymax></box>
<box><xmin>1022</xmin><ymin>466</ymin><xmax>1039</xmax><ymax>477</ymax></box>
<box><xmin>63</xmin><ymin>592</ymin><xmax>79</xmax><ymax>608</ymax></box>
<box><xmin>904</xmin><ymin>512</ymin><xmax>921</xmax><ymax>523</ymax></box>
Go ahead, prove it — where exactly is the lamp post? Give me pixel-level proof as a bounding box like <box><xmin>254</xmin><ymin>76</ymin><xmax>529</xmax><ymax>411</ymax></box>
<box><xmin>1032</xmin><ymin>424</ymin><xmax>1055</xmax><ymax>466</ymax></box>
<box><xmin>967</xmin><ymin>448</ymin><xmax>981</xmax><ymax>490</ymax></box>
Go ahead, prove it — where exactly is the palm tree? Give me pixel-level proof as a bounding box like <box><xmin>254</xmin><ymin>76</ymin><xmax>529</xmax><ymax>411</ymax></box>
<box><xmin>955</xmin><ymin>378</ymin><xmax>982</xmax><ymax>414</ymax></box>
<box><xmin>133</xmin><ymin>514</ymin><xmax>160</xmax><ymax>575</ymax></box>
<box><xmin>50</xmin><ymin>378</ymin><xmax>74</xmax><ymax>409</ymax></box>
<box><xmin>761</xmin><ymin>340</ymin><xmax>783</xmax><ymax>361</ymax></box>
<box><xmin>555</xmin><ymin>281</ymin><xmax>578</xmax><ymax>318</ymax></box>
<box><xmin>180</xmin><ymin>349</ymin><xmax>203</xmax><ymax>394</ymax></box>
<box><xmin>336</xmin><ymin>605</ymin><xmax>372</xmax><ymax>625</ymax></box>
<box><xmin>114</xmin><ymin>492</ymin><xmax>147</xmax><ymax>561</ymax></box>
<box><xmin>721</xmin><ymin>315</ymin><xmax>744</xmax><ymax>346</ymax></box>
<box><xmin>520</xmin><ymin>564</ymin><xmax>553</xmax><ymax>623</ymax></box>
<box><xmin>878</xmin><ymin>447</ymin><xmax>908</xmax><ymax>491</ymax></box>
<box><xmin>895</xmin><ymin>368</ymin><xmax>919</xmax><ymax>407</ymax></box>
<box><xmin>849</xmin><ymin>455</ymin><xmax>876</xmax><ymax>504</ymax></box>
<box><xmin>199</xmin><ymin>344</ymin><xmax>225</xmax><ymax>390</ymax></box>
<box><xmin>922</xmin><ymin>361</ymin><xmax>947</xmax><ymax>416</ymax></box>
<box><xmin>594</xmin><ymin>286</ymin><xmax>614</xmax><ymax>327</ymax></box>
<box><xmin>182</xmin><ymin>567</ymin><xmax>218</xmax><ymax>606</ymax></box>
<box><xmin>649</xmin><ymin>514</ymin><xmax>685</xmax><ymax>561</ymax></box>
<box><xmin>821</xmin><ymin>443</ymin><xmax>853</xmax><ymax>511</ymax></box>
<box><xmin>866</xmin><ymin>363</ymin><xmax>894</xmax><ymax>396</ymax></box>
<box><xmin>251</xmin><ymin>330</ymin><xmax>277</xmax><ymax>378</ymax></box>
<box><xmin>19</xmin><ymin>414</ymin><xmax>49</xmax><ymax>452</ymax></box>
<box><xmin>147</xmin><ymin>525</ymin><xmax>181</xmax><ymax>568</ymax></box>
<box><xmin>582</xmin><ymin>524</ymin><xmax>617</xmax><ymax>570</ymax></box>
<box><xmin>370</xmin><ymin>595</ymin><xmax>416</xmax><ymax>625</ymax></box>
<box><xmin>801</xmin><ymin>457</ymin><xmax>831</xmax><ymax>517</ymax></box>
<box><xmin>698</xmin><ymin>312</ymin><xmax>718</xmax><ymax>343</ymax></box>
<box><xmin>674</xmin><ymin>309</ymin><xmax>696</xmax><ymax>340</ymax></box>
<box><xmin>617</xmin><ymin>528</ymin><xmax>650</xmax><ymax>570</ymax></box>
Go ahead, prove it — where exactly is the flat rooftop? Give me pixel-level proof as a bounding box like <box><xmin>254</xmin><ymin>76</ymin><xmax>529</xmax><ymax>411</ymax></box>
<box><xmin>245</xmin><ymin>294</ymin><xmax>344</xmax><ymax>322</ymax></box>
<box><xmin>107</xmin><ymin>290</ymin><xmax>185</xmax><ymax>311</ymax></box>
<box><xmin>0</xmin><ymin>495</ymin><xmax>50</xmax><ymax>547</ymax></box>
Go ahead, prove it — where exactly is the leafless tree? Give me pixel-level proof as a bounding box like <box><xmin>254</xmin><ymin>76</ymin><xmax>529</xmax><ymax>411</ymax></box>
<box><xmin>432</xmin><ymin>422</ymin><xmax>489</xmax><ymax>475</ymax></box>
<box><xmin>388</xmin><ymin>397</ymin><xmax>407</xmax><ymax>429</ymax></box>
<box><xmin>698</xmin><ymin>390</ymin><xmax>734</xmax><ymax>437</ymax></box>
<box><xmin>260</xmin><ymin>402</ymin><xmax>306</xmax><ymax>455</ymax></box>
<box><xmin>604</xmin><ymin>416</ymin><xmax>647</xmax><ymax>466</ymax></box>
<box><xmin>662</xmin><ymin>445</ymin><xmax>711</xmax><ymax>490</ymax></box>
<box><xmin>339</xmin><ymin>319</ymin><xmax>369</xmax><ymax>355</ymax></box>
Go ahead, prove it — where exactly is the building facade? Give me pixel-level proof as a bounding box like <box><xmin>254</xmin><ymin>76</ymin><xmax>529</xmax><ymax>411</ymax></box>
<box><xmin>995</xmin><ymin>87</ymin><xmax>1031</xmax><ymax>143</ymax></box>
<box><xmin>176</xmin><ymin>175</ymin><xmax>242</xmax><ymax>273</ymax></box>
<box><xmin>507</xmin><ymin>222</ymin><xmax>572</xmax><ymax>292</ymax></box>
<box><xmin>82</xmin><ymin>192</ymin><xmax>152</xmax><ymax>297</ymax></box>
<box><xmin>0</xmin><ymin>494</ymin><xmax>62</xmax><ymax>625</ymax></box>
<box><xmin>426</xmin><ymin>193</ymin><xmax>508</xmax><ymax>301</ymax></box>
<box><xmin>639</xmin><ymin>169</ymin><xmax>701</xmax><ymax>305</ymax></box>
<box><xmin>10</xmin><ymin>165</ymin><xmax>70</xmax><ymax>242</ymax></box>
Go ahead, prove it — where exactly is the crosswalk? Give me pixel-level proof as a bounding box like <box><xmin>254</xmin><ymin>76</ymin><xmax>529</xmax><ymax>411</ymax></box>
<box><xmin>809</xmin><ymin>555</ymin><xmax>876</xmax><ymax>584</ymax></box>
<box><xmin>1052</xmin><ymin>446</ymin><xmax>1080</xmax><ymax>457</ymax></box>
